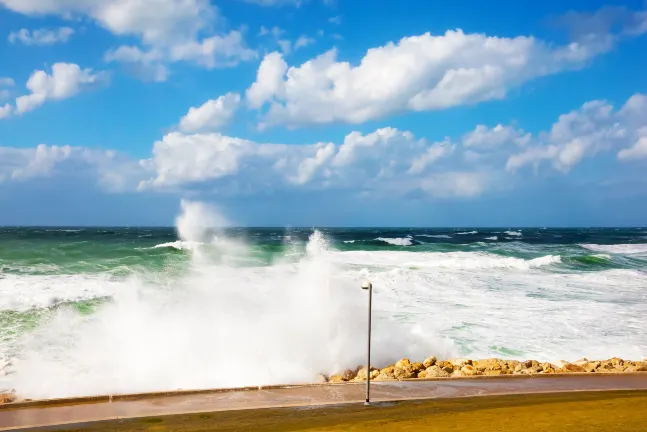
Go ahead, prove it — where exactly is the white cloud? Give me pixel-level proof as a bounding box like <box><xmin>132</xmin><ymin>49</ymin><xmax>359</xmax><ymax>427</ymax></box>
<box><xmin>0</xmin><ymin>78</ymin><xmax>14</xmax><ymax>87</ymax></box>
<box><xmin>462</xmin><ymin>124</ymin><xmax>530</xmax><ymax>149</ymax></box>
<box><xmin>179</xmin><ymin>92</ymin><xmax>241</xmax><ymax>133</ymax></box>
<box><xmin>618</xmin><ymin>129</ymin><xmax>647</xmax><ymax>161</ymax></box>
<box><xmin>246</xmin><ymin>52</ymin><xmax>288</xmax><ymax>109</ymax></box>
<box><xmin>139</xmin><ymin>127</ymin><xmax>464</xmax><ymax>197</ymax></box>
<box><xmin>13</xmin><ymin>63</ymin><xmax>106</xmax><ymax>115</ymax></box>
<box><xmin>0</xmin><ymin>78</ymin><xmax>13</xmax><ymax>104</ymax></box>
<box><xmin>328</xmin><ymin>16</ymin><xmax>341</xmax><ymax>25</ymax></box>
<box><xmin>294</xmin><ymin>35</ymin><xmax>315</xmax><ymax>50</ymax></box>
<box><xmin>0</xmin><ymin>0</ymin><xmax>256</xmax><ymax>79</ymax></box>
<box><xmin>104</xmin><ymin>46</ymin><xmax>168</xmax><ymax>82</ymax></box>
<box><xmin>246</xmin><ymin>28</ymin><xmax>624</xmax><ymax>128</ymax></box>
<box><xmin>0</xmin><ymin>144</ymin><xmax>148</xmax><ymax>190</ymax></box>
<box><xmin>8</xmin><ymin>27</ymin><xmax>74</xmax><ymax>45</ymax></box>
<box><xmin>0</xmin><ymin>103</ymin><xmax>12</xmax><ymax>119</ymax></box>
<box><xmin>243</xmin><ymin>0</ymin><xmax>305</xmax><ymax>6</ymax></box>
<box><xmin>507</xmin><ymin>93</ymin><xmax>647</xmax><ymax>172</ymax></box>
<box><xmin>420</xmin><ymin>171</ymin><xmax>488</xmax><ymax>197</ymax></box>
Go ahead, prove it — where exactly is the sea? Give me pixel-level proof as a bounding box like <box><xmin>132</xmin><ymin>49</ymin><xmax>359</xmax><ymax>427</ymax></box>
<box><xmin>1</xmin><ymin>202</ymin><xmax>646</xmax><ymax>399</ymax></box>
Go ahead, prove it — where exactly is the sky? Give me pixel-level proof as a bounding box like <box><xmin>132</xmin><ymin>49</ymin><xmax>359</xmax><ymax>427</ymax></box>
<box><xmin>0</xmin><ymin>0</ymin><xmax>646</xmax><ymax>227</ymax></box>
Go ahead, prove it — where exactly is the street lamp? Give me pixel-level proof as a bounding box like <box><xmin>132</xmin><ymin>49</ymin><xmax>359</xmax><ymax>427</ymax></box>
<box><xmin>361</xmin><ymin>280</ymin><xmax>372</xmax><ymax>406</ymax></box>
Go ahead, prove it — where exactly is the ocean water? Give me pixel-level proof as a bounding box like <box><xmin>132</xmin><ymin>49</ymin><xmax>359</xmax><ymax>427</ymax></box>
<box><xmin>1</xmin><ymin>201</ymin><xmax>646</xmax><ymax>399</ymax></box>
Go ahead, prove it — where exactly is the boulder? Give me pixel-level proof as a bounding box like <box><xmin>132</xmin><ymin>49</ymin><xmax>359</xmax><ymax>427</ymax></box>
<box><xmin>375</xmin><ymin>367</ymin><xmax>397</xmax><ymax>381</ymax></box>
<box><xmin>452</xmin><ymin>369</ymin><xmax>467</xmax><ymax>377</ymax></box>
<box><xmin>560</xmin><ymin>364</ymin><xmax>586</xmax><ymax>373</ymax></box>
<box><xmin>635</xmin><ymin>362</ymin><xmax>647</xmax><ymax>372</ymax></box>
<box><xmin>342</xmin><ymin>369</ymin><xmax>356</xmax><ymax>381</ymax></box>
<box><xmin>552</xmin><ymin>360</ymin><xmax>569</xmax><ymax>369</ymax></box>
<box><xmin>420</xmin><ymin>365</ymin><xmax>450</xmax><ymax>378</ymax></box>
<box><xmin>329</xmin><ymin>374</ymin><xmax>345</xmax><ymax>383</ymax></box>
<box><xmin>483</xmin><ymin>369</ymin><xmax>505</xmax><ymax>376</ymax></box>
<box><xmin>395</xmin><ymin>358</ymin><xmax>411</xmax><ymax>369</ymax></box>
<box><xmin>584</xmin><ymin>361</ymin><xmax>601</xmax><ymax>373</ymax></box>
<box><xmin>610</xmin><ymin>357</ymin><xmax>624</xmax><ymax>367</ymax></box>
<box><xmin>411</xmin><ymin>362</ymin><xmax>425</xmax><ymax>374</ymax></box>
<box><xmin>460</xmin><ymin>365</ymin><xmax>482</xmax><ymax>376</ymax></box>
<box><xmin>354</xmin><ymin>367</ymin><xmax>379</xmax><ymax>381</ymax></box>
<box><xmin>449</xmin><ymin>358</ymin><xmax>472</xmax><ymax>367</ymax></box>
<box><xmin>423</xmin><ymin>356</ymin><xmax>437</xmax><ymax>368</ymax></box>
<box><xmin>473</xmin><ymin>358</ymin><xmax>504</xmax><ymax>371</ymax></box>
<box><xmin>393</xmin><ymin>366</ymin><xmax>416</xmax><ymax>379</ymax></box>
<box><xmin>0</xmin><ymin>391</ymin><xmax>15</xmax><ymax>405</ymax></box>
<box><xmin>573</xmin><ymin>358</ymin><xmax>589</xmax><ymax>367</ymax></box>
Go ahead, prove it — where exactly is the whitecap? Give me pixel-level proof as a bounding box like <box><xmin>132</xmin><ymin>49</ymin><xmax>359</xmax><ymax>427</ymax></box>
<box><xmin>580</xmin><ymin>244</ymin><xmax>647</xmax><ymax>254</ymax></box>
<box><xmin>504</xmin><ymin>231</ymin><xmax>522</xmax><ymax>237</ymax></box>
<box><xmin>485</xmin><ymin>236</ymin><xmax>498</xmax><ymax>241</ymax></box>
<box><xmin>375</xmin><ymin>237</ymin><xmax>413</xmax><ymax>246</ymax></box>
<box><xmin>417</xmin><ymin>234</ymin><xmax>451</xmax><ymax>239</ymax></box>
<box><xmin>456</xmin><ymin>231</ymin><xmax>478</xmax><ymax>235</ymax></box>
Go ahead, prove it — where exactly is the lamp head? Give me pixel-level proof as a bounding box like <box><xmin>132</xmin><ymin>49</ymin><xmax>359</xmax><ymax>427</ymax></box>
<box><xmin>361</xmin><ymin>281</ymin><xmax>372</xmax><ymax>290</ymax></box>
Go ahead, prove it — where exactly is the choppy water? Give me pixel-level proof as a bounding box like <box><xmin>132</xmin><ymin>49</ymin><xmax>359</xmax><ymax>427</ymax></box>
<box><xmin>1</xmin><ymin>202</ymin><xmax>646</xmax><ymax>399</ymax></box>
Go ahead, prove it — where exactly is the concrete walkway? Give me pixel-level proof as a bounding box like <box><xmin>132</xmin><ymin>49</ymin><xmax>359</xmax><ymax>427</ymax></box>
<box><xmin>1</xmin><ymin>374</ymin><xmax>647</xmax><ymax>431</ymax></box>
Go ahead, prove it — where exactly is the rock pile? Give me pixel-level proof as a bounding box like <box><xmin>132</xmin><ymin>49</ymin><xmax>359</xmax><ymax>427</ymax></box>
<box><xmin>0</xmin><ymin>390</ymin><xmax>15</xmax><ymax>405</ymax></box>
<box><xmin>326</xmin><ymin>357</ymin><xmax>647</xmax><ymax>383</ymax></box>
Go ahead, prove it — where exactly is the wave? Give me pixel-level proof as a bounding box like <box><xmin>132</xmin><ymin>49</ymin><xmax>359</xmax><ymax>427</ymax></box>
<box><xmin>417</xmin><ymin>234</ymin><xmax>451</xmax><ymax>239</ymax></box>
<box><xmin>333</xmin><ymin>251</ymin><xmax>561</xmax><ymax>270</ymax></box>
<box><xmin>504</xmin><ymin>231</ymin><xmax>522</xmax><ymax>237</ymax></box>
<box><xmin>151</xmin><ymin>240</ymin><xmax>204</xmax><ymax>251</ymax></box>
<box><xmin>343</xmin><ymin>240</ymin><xmax>355</xmax><ymax>244</ymax></box>
<box><xmin>485</xmin><ymin>236</ymin><xmax>498</xmax><ymax>241</ymax></box>
<box><xmin>579</xmin><ymin>244</ymin><xmax>647</xmax><ymax>254</ymax></box>
<box><xmin>375</xmin><ymin>237</ymin><xmax>413</xmax><ymax>246</ymax></box>
<box><xmin>456</xmin><ymin>231</ymin><xmax>478</xmax><ymax>235</ymax></box>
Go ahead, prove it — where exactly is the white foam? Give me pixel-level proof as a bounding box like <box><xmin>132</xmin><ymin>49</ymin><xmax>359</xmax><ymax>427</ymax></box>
<box><xmin>375</xmin><ymin>237</ymin><xmax>413</xmax><ymax>246</ymax></box>
<box><xmin>417</xmin><ymin>234</ymin><xmax>451</xmax><ymax>239</ymax></box>
<box><xmin>343</xmin><ymin>240</ymin><xmax>355</xmax><ymax>244</ymax></box>
<box><xmin>456</xmin><ymin>231</ymin><xmax>478</xmax><ymax>235</ymax></box>
<box><xmin>504</xmin><ymin>231</ymin><xmax>522</xmax><ymax>237</ymax></box>
<box><xmin>0</xmin><ymin>274</ymin><xmax>117</xmax><ymax>312</ymax></box>
<box><xmin>580</xmin><ymin>244</ymin><xmax>647</xmax><ymax>254</ymax></box>
<box><xmin>332</xmin><ymin>250</ymin><xmax>561</xmax><ymax>270</ymax></box>
<box><xmin>485</xmin><ymin>236</ymin><xmax>498</xmax><ymax>241</ymax></box>
<box><xmin>152</xmin><ymin>241</ymin><xmax>203</xmax><ymax>251</ymax></box>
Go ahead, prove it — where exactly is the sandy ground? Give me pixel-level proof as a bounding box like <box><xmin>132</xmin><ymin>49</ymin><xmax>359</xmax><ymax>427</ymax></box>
<box><xmin>2</xmin><ymin>375</ymin><xmax>647</xmax><ymax>431</ymax></box>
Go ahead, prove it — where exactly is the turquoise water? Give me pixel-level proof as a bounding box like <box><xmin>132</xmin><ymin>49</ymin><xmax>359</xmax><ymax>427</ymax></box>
<box><xmin>1</xmin><ymin>226</ymin><xmax>646</xmax><ymax>399</ymax></box>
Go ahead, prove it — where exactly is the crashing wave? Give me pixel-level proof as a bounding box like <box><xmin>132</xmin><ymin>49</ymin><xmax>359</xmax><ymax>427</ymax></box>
<box><xmin>375</xmin><ymin>237</ymin><xmax>413</xmax><ymax>246</ymax></box>
<box><xmin>504</xmin><ymin>231</ymin><xmax>523</xmax><ymax>237</ymax></box>
<box><xmin>456</xmin><ymin>231</ymin><xmax>478</xmax><ymax>235</ymax></box>
<box><xmin>579</xmin><ymin>244</ymin><xmax>647</xmax><ymax>254</ymax></box>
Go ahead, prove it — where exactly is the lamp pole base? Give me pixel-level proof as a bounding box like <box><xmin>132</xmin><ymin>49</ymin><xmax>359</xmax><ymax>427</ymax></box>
<box><xmin>364</xmin><ymin>400</ymin><xmax>371</xmax><ymax>406</ymax></box>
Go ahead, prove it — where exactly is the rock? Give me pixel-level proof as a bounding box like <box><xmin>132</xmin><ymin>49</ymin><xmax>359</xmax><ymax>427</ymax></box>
<box><xmin>483</xmin><ymin>369</ymin><xmax>505</xmax><ymax>376</ymax></box>
<box><xmin>473</xmin><ymin>358</ymin><xmax>504</xmax><ymax>371</ymax></box>
<box><xmin>329</xmin><ymin>374</ymin><xmax>345</xmax><ymax>383</ymax></box>
<box><xmin>610</xmin><ymin>357</ymin><xmax>624</xmax><ymax>367</ymax></box>
<box><xmin>411</xmin><ymin>362</ymin><xmax>425</xmax><ymax>374</ymax></box>
<box><xmin>449</xmin><ymin>358</ymin><xmax>472</xmax><ymax>367</ymax></box>
<box><xmin>584</xmin><ymin>361</ymin><xmax>601</xmax><ymax>373</ymax></box>
<box><xmin>452</xmin><ymin>369</ymin><xmax>467</xmax><ymax>377</ymax></box>
<box><xmin>393</xmin><ymin>366</ymin><xmax>416</xmax><ymax>379</ymax></box>
<box><xmin>423</xmin><ymin>356</ymin><xmax>437</xmax><ymax>368</ymax></box>
<box><xmin>553</xmin><ymin>360</ymin><xmax>569</xmax><ymax>369</ymax></box>
<box><xmin>514</xmin><ymin>363</ymin><xmax>523</xmax><ymax>372</ymax></box>
<box><xmin>375</xmin><ymin>367</ymin><xmax>397</xmax><ymax>381</ymax></box>
<box><xmin>574</xmin><ymin>358</ymin><xmax>589</xmax><ymax>367</ymax></box>
<box><xmin>354</xmin><ymin>367</ymin><xmax>379</xmax><ymax>381</ymax></box>
<box><xmin>420</xmin><ymin>365</ymin><xmax>450</xmax><ymax>378</ymax></box>
<box><xmin>0</xmin><ymin>392</ymin><xmax>15</xmax><ymax>405</ymax></box>
<box><xmin>635</xmin><ymin>362</ymin><xmax>647</xmax><ymax>372</ymax></box>
<box><xmin>395</xmin><ymin>358</ymin><xmax>411</xmax><ymax>369</ymax></box>
<box><xmin>342</xmin><ymin>369</ymin><xmax>356</xmax><ymax>381</ymax></box>
<box><xmin>460</xmin><ymin>365</ymin><xmax>482</xmax><ymax>376</ymax></box>
<box><xmin>560</xmin><ymin>364</ymin><xmax>586</xmax><ymax>373</ymax></box>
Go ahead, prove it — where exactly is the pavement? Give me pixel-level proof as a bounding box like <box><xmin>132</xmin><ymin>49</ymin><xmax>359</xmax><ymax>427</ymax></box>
<box><xmin>1</xmin><ymin>374</ymin><xmax>647</xmax><ymax>431</ymax></box>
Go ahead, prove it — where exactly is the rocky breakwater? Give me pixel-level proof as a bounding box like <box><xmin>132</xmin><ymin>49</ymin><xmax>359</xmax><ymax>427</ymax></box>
<box><xmin>327</xmin><ymin>357</ymin><xmax>647</xmax><ymax>383</ymax></box>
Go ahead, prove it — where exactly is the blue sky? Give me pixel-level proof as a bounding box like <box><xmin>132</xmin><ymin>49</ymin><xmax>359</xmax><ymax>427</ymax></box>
<box><xmin>0</xmin><ymin>0</ymin><xmax>646</xmax><ymax>226</ymax></box>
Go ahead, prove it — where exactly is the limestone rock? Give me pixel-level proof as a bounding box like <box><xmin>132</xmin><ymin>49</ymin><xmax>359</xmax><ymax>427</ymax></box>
<box><xmin>354</xmin><ymin>367</ymin><xmax>379</xmax><ymax>381</ymax></box>
<box><xmin>420</xmin><ymin>365</ymin><xmax>450</xmax><ymax>378</ymax></box>
<box><xmin>560</xmin><ymin>364</ymin><xmax>585</xmax><ymax>373</ymax></box>
<box><xmin>423</xmin><ymin>356</ymin><xmax>437</xmax><ymax>368</ymax></box>
<box><xmin>584</xmin><ymin>361</ymin><xmax>601</xmax><ymax>373</ymax></box>
<box><xmin>460</xmin><ymin>365</ymin><xmax>482</xmax><ymax>376</ymax></box>
<box><xmin>375</xmin><ymin>367</ymin><xmax>397</xmax><ymax>381</ymax></box>
<box><xmin>553</xmin><ymin>360</ymin><xmax>569</xmax><ymax>369</ymax></box>
<box><xmin>574</xmin><ymin>358</ymin><xmax>589</xmax><ymax>367</ymax></box>
<box><xmin>395</xmin><ymin>358</ymin><xmax>411</xmax><ymax>369</ymax></box>
<box><xmin>473</xmin><ymin>358</ymin><xmax>504</xmax><ymax>371</ymax></box>
<box><xmin>0</xmin><ymin>391</ymin><xmax>15</xmax><ymax>405</ymax></box>
<box><xmin>411</xmin><ymin>362</ymin><xmax>425</xmax><ymax>374</ymax></box>
<box><xmin>329</xmin><ymin>374</ymin><xmax>345</xmax><ymax>383</ymax></box>
<box><xmin>342</xmin><ymin>369</ymin><xmax>356</xmax><ymax>381</ymax></box>
<box><xmin>483</xmin><ymin>369</ymin><xmax>505</xmax><ymax>376</ymax></box>
<box><xmin>449</xmin><ymin>358</ymin><xmax>472</xmax><ymax>367</ymax></box>
<box><xmin>393</xmin><ymin>365</ymin><xmax>416</xmax><ymax>379</ymax></box>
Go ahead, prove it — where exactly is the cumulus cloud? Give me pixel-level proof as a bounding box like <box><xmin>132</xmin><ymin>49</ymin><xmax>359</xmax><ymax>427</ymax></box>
<box><xmin>13</xmin><ymin>63</ymin><xmax>106</xmax><ymax>115</ymax></box>
<box><xmin>0</xmin><ymin>144</ymin><xmax>147</xmax><ymax>190</ymax></box>
<box><xmin>138</xmin><ymin>127</ymin><xmax>466</xmax><ymax>196</ymax></box>
<box><xmin>8</xmin><ymin>27</ymin><xmax>74</xmax><ymax>45</ymax></box>
<box><xmin>507</xmin><ymin>93</ymin><xmax>647</xmax><ymax>172</ymax></box>
<box><xmin>179</xmin><ymin>92</ymin><xmax>241</xmax><ymax>133</ymax></box>
<box><xmin>245</xmin><ymin>26</ymin><xmax>624</xmax><ymax>128</ymax></box>
<box><xmin>462</xmin><ymin>124</ymin><xmax>530</xmax><ymax>149</ymax></box>
<box><xmin>0</xmin><ymin>0</ymin><xmax>256</xmax><ymax>79</ymax></box>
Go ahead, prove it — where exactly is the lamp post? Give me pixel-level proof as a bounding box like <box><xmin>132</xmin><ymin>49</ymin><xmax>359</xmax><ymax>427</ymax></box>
<box><xmin>361</xmin><ymin>280</ymin><xmax>372</xmax><ymax>406</ymax></box>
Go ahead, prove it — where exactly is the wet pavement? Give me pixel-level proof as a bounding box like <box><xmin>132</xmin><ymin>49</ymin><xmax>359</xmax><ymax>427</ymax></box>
<box><xmin>1</xmin><ymin>375</ymin><xmax>647</xmax><ymax>431</ymax></box>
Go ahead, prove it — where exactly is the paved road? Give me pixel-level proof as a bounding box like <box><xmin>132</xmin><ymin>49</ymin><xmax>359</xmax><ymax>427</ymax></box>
<box><xmin>2</xmin><ymin>375</ymin><xmax>647</xmax><ymax>431</ymax></box>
